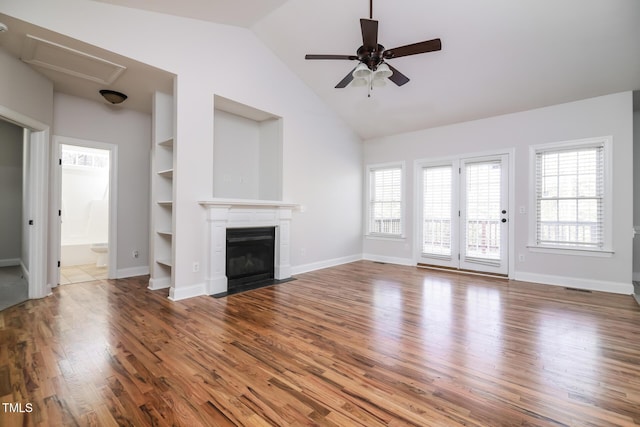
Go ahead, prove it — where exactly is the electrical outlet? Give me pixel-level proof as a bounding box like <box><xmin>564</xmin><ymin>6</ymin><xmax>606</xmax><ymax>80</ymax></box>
<box><xmin>132</xmin><ymin>250</ymin><xmax>139</xmax><ymax>258</ymax></box>
<box><xmin>518</xmin><ymin>254</ymin><xmax>525</xmax><ymax>262</ymax></box>
<box><xmin>193</xmin><ymin>262</ymin><xmax>199</xmax><ymax>272</ymax></box>
<box><xmin>300</xmin><ymin>248</ymin><xmax>306</xmax><ymax>257</ymax></box>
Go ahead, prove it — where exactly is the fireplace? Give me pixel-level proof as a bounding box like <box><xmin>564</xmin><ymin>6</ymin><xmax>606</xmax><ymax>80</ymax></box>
<box><xmin>226</xmin><ymin>227</ymin><xmax>275</xmax><ymax>290</ymax></box>
<box><xmin>200</xmin><ymin>199</ymin><xmax>297</xmax><ymax>296</ymax></box>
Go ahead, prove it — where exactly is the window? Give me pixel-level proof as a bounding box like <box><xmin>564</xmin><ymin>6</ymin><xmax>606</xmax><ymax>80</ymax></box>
<box><xmin>531</xmin><ymin>137</ymin><xmax>611</xmax><ymax>253</ymax></box>
<box><xmin>366</xmin><ymin>163</ymin><xmax>404</xmax><ymax>237</ymax></box>
<box><xmin>61</xmin><ymin>147</ymin><xmax>109</xmax><ymax>169</ymax></box>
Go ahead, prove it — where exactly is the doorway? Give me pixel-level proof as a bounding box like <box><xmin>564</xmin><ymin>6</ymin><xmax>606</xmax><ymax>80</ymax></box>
<box><xmin>54</xmin><ymin>137</ymin><xmax>117</xmax><ymax>285</ymax></box>
<box><xmin>417</xmin><ymin>152</ymin><xmax>511</xmax><ymax>276</ymax></box>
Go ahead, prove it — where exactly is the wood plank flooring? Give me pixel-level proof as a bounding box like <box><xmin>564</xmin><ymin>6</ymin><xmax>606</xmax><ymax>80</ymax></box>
<box><xmin>1</xmin><ymin>260</ymin><xmax>640</xmax><ymax>426</ymax></box>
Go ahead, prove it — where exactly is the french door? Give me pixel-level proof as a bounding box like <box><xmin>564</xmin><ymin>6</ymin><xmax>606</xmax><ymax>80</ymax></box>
<box><xmin>417</xmin><ymin>154</ymin><xmax>509</xmax><ymax>275</ymax></box>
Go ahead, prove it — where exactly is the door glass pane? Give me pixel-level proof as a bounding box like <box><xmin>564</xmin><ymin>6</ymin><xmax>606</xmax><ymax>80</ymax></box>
<box><xmin>465</xmin><ymin>161</ymin><xmax>501</xmax><ymax>260</ymax></box>
<box><xmin>422</xmin><ymin>166</ymin><xmax>452</xmax><ymax>256</ymax></box>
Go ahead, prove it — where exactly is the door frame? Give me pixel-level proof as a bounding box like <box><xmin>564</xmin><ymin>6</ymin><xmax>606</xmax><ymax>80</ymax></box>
<box><xmin>414</xmin><ymin>148</ymin><xmax>516</xmax><ymax>278</ymax></box>
<box><xmin>53</xmin><ymin>136</ymin><xmax>118</xmax><ymax>282</ymax></box>
<box><xmin>0</xmin><ymin>105</ymin><xmax>50</xmax><ymax>299</ymax></box>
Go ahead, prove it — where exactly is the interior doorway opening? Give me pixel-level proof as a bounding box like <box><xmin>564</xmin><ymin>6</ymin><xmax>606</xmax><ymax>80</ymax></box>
<box><xmin>0</xmin><ymin>119</ymin><xmax>28</xmax><ymax>311</ymax></box>
<box><xmin>54</xmin><ymin>137</ymin><xmax>117</xmax><ymax>285</ymax></box>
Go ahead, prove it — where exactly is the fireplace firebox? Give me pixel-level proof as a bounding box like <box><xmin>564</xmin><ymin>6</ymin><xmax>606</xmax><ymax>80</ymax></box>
<box><xmin>226</xmin><ymin>227</ymin><xmax>276</xmax><ymax>290</ymax></box>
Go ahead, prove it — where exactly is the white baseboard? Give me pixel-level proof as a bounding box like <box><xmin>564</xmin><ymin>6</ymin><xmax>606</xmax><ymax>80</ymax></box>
<box><xmin>362</xmin><ymin>253</ymin><xmax>414</xmax><ymax>267</ymax></box>
<box><xmin>291</xmin><ymin>254</ymin><xmax>362</xmax><ymax>275</ymax></box>
<box><xmin>514</xmin><ymin>271</ymin><xmax>633</xmax><ymax>295</ymax></box>
<box><xmin>169</xmin><ymin>282</ymin><xmax>207</xmax><ymax>301</ymax></box>
<box><xmin>0</xmin><ymin>258</ymin><xmax>21</xmax><ymax>267</ymax></box>
<box><xmin>20</xmin><ymin>261</ymin><xmax>29</xmax><ymax>282</ymax></box>
<box><xmin>116</xmin><ymin>265</ymin><xmax>150</xmax><ymax>279</ymax></box>
<box><xmin>148</xmin><ymin>276</ymin><xmax>171</xmax><ymax>290</ymax></box>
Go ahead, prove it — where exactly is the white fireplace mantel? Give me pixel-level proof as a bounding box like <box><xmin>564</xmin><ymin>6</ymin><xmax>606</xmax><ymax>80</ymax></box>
<box><xmin>199</xmin><ymin>199</ymin><xmax>298</xmax><ymax>295</ymax></box>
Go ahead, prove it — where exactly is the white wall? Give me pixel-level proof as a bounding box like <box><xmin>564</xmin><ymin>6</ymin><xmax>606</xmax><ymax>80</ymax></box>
<box><xmin>364</xmin><ymin>92</ymin><xmax>634</xmax><ymax>294</ymax></box>
<box><xmin>53</xmin><ymin>93</ymin><xmax>151</xmax><ymax>276</ymax></box>
<box><xmin>0</xmin><ymin>120</ymin><xmax>23</xmax><ymax>265</ymax></box>
<box><xmin>3</xmin><ymin>0</ymin><xmax>363</xmax><ymax>298</ymax></box>
<box><xmin>258</xmin><ymin>118</ymin><xmax>282</xmax><ymax>201</ymax></box>
<box><xmin>633</xmin><ymin>109</ymin><xmax>640</xmax><ymax>281</ymax></box>
<box><xmin>212</xmin><ymin>110</ymin><xmax>283</xmax><ymax>201</ymax></box>
<box><xmin>60</xmin><ymin>154</ymin><xmax>109</xmax><ymax>245</ymax></box>
<box><xmin>0</xmin><ymin>49</ymin><xmax>53</xmax><ymax>126</ymax></box>
<box><xmin>213</xmin><ymin>109</ymin><xmax>261</xmax><ymax>199</ymax></box>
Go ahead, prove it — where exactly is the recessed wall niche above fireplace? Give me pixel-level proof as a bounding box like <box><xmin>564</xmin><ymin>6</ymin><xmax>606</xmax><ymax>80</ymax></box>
<box><xmin>213</xmin><ymin>95</ymin><xmax>282</xmax><ymax>202</ymax></box>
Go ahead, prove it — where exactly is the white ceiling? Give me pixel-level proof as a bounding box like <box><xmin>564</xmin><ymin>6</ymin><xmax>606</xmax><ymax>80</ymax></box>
<box><xmin>0</xmin><ymin>13</ymin><xmax>174</xmax><ymax>115</ymax></box>
<box><xmin>3</xmin><ymin>1</ymin><xmax>640</xmax><ymax>139</ymax></box>
<box><xmin>93</xmin><ymin>0</ymin><xmax>289</xmax><ymax>28</ymax></box>
<box><xmin>254</xmin><ymin>0</ymin><xmax>640</xmax><ymax>139</ymax></box>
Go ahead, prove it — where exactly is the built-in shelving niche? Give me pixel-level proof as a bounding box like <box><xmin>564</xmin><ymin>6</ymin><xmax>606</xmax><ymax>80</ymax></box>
<box><xmin>213</xmin><ymin>95</ymin><xmax>283</xmax><ymax>201</ymax></box>
<box><xmin>149</xmin><ymin>91</ymin><xmax>175</xmax><ymax>291</ymax></box>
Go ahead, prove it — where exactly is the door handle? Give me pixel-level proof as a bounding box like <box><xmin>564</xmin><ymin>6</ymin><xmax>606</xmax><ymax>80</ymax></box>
<box><xmin>501</xmin><ymin>218</ymin><xmax>507</xmax><ymax>223</ymax></box>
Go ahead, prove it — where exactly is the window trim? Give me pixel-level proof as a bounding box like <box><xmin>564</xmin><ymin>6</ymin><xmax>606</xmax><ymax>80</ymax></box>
<box><xmin>528</xmin><ymin>136</ymin><xmax>613</xmax><ymax>255</ymax></box>
<box><xmin>365</xmin><ymin>161</ymin><xmax>406</xmax><ymax>239</ymax></box>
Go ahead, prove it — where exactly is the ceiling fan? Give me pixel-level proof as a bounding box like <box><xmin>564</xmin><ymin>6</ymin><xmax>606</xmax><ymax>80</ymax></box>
<box><xmin>305</xmin><ymin>0</ymin><xmax>442</xmax><ymax>89</ymax></box>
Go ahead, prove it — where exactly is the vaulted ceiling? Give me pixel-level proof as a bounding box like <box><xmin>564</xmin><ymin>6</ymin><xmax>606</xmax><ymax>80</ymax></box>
<box><xmin>3</xmin><ymin>0</ymin><xmax>640</xmax><ymax>139</ymax></box>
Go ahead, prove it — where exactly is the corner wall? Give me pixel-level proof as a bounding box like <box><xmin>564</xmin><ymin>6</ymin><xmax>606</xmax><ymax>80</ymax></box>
<box><xmin>633</xmin><ymin>109</ymin><xmax>640</xmax><ymax>281</ymax></box>
<box><xmin>4</xmin><ymin>0</ymin><xmax>363</xmax><ymax>299</ymax></box>
<box><xmin>364</xmin><ymin>92</ymin><xmax>634</xmax><ymax>294</ymax></box>
<box><xmin>53</xmin><ymin>93</ymin><xmax>152</xmax><ymax>278</ymax></box>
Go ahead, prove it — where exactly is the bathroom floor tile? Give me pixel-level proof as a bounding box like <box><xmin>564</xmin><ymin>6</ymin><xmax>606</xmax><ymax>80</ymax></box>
<box><xmin>59</xmin><ymin>264</ymin><xmax>108</xmax><ymax>285</ymax></box>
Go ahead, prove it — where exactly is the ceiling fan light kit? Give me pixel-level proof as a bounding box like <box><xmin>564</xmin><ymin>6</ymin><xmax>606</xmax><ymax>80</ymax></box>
<box><xmin>305</xmin><ymin>0</ymin><xmax>442</xmax><ymax>94</ymax></box>
<box><xmin>352</xmin><ymin>77</ymin><xmax>369</xmax><ymax>87</ymax></box>
<box><xmin>373</xmin><ymin>63</ymin><xmax>392</xmax><ymax>79</ymax></box>
<box><xmin>353</xmin><ymin>62</ymin><xmax>372</xmax><ymax>78</ymax></box>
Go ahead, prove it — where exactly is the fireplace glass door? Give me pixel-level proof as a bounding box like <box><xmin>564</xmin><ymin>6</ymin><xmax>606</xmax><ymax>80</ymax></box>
<box><xmin>226</xmin><ymin>227</ymin><xmax>276</xmax><ymax>289</ymax></box>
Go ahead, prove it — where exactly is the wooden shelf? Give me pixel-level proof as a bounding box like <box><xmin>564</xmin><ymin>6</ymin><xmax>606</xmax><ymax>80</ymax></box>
<box><xmin>158</xmin><ymin>138</ymin><xmax>174</xmax><ymax>147</ymax></box>
<box><xmin>157</xmin><ymin>169</ymin><xmax>173</xmax><ymax>178</ymax></box>
<box><xmin>157</xmin><ymin>230</ymin><xmax>173</xmax><ymax>237</ymax></box>
<box><xmin>157</xmin><ymin>201</ymin><xmax>173</xmax><ymax>206</ymax></box>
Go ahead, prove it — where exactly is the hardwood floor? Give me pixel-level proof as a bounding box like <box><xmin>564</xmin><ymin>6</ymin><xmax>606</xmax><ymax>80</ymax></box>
<box><xmin>1</xmin><ymin>261</ymin><xmax>640</xmax><ymax>426</ymax></box>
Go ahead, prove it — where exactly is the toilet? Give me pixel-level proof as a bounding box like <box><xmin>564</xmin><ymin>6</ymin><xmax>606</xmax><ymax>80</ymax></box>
<box><xmin>90</xmin><ymin>243</ymin><xmax>108</xmax><ymax>267</ymax></box>
<box><xmin>87</xmin><ymin>199</ymin><xmax>109</xmax><ymax>268</ymax></box>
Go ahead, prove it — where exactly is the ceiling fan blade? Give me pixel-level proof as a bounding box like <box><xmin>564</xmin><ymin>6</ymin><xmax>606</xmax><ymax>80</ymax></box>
<box><xmin>386</xmin><ymin>64</ymin><xmax>410</xmax><ymax>86</ymax></box>
<box><xmin>305</xmin><ymin>54</ymin><xmax>358</xmax><ymax>60</ymax></box>
<box><xmin>335</xmin><ymin>67</ymin><xmax>357</xmax><ymax>88</ymax></box>
<box><xmin>384</xmin><ymin>38</ymin><xmax>442</xmax><ymax>59</ymax></box>
<box><xmin>360</xmin><ymin>19</ymin><xmax>378</xmax><ymax>51</ymax></box>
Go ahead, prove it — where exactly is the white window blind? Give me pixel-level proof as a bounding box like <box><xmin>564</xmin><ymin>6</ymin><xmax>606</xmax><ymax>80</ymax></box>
<box><xmin>369</xmin><ymin>167</ymin><xmax>402</xmax><ymax>235</ymax></box>
<box><xmin>535</xmin><ymin>145</ymin><xmax>604</xmax><ymax>249</ymax></box>
<box><xmin>422</xmin><ymin>165</ymin><xmax>452</xmax><ymax>256</ymax></box>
